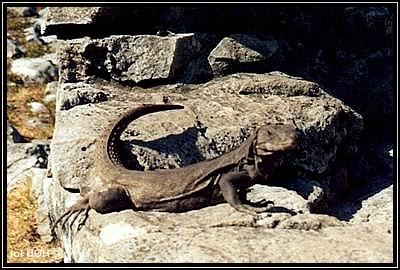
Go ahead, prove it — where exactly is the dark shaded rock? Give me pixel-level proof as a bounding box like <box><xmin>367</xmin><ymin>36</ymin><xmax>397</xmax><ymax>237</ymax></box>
<box><xmin>7</xmin><ymin>121</ymin><xmax>28</xmax><ymax>143</ymax></box>
<box><xmin>59</xmin><ymin>83</ymin><xmax>109</xmax><ymax>110</ymax></box>
<box><xmin>42</xmin><ymin>6</ymin><xmax>393</xmax><ymax>136</ymax></box>
<box><xmin>208</xmin><ymin>34</ymin><xmax>280</xmax><ymax>76</ymax></box>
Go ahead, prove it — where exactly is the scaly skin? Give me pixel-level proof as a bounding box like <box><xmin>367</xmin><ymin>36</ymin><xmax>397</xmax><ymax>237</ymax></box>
<box><xmin>52</xmin><ymin>104</ymin><xmax>298</xmax><ymax>232</ymax></box>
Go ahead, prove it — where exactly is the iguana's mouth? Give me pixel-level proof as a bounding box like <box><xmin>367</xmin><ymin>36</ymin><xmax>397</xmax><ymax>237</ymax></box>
<box><xmin>255</xmin><ymin>148</ymin><xmax>275</xmax><ymax>156</ymax></box>
<box><xmin>255</xmin><ymin>139</ymin><xmax>297</xmax><ymax>155</ymax></box>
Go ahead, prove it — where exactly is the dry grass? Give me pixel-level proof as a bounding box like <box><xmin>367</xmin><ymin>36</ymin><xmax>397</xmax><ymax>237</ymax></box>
<box><xmin>7</xmin><ymin>179</ymin><xmax>63</xmax><ymax>263</ymax></box>
<box><xmin>7</xmin><ymin>84</ymin><xmax>55</xmax><ymax>140</ymax></box>
<box><xmin>6</xmin><ymin>7</ymin><xmax>62</xmax><ymax>264</ymax></box>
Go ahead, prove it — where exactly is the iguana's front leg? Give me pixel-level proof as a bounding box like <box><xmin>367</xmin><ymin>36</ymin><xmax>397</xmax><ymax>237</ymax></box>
<box><xmin>52</xmin><ymin>186</ymin><xmax>134</xmax><ymax>233</ymax></box>
<box><xmin>219</xmin><ymin>171</ymin><xmax>273</xmax><ymax>215</ymax></box>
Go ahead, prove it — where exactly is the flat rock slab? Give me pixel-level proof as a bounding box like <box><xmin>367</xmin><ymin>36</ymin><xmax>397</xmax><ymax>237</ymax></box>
<box><xmin>43</xmin><ymin>173</ymin><xmax>392</xmax><ymax>263</ymax></box>
<box><xmin>83</xmin><ymin>221</ymin><xmax>393</xmax><ymax>263</ymax></box>
<box><xmin>41</xmin><ymin>7</ymin><xmax>101</xmax><ymax>32</ymax></box>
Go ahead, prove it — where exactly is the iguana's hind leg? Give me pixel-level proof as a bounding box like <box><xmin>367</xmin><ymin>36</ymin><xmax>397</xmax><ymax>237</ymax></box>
<box><xmin>219</xmin><ymin>171</ymin><xmax>273</xmax><ymax>215</ymax></box>
<box><xmin>52</xmin><ymin>186</ymin><xmax>134</xmax><ymax>234</ymax></box>
<box><xmin>88</xmin><ymin>186</ymin><xmax>135</xmax><ymax>214</ymax></box>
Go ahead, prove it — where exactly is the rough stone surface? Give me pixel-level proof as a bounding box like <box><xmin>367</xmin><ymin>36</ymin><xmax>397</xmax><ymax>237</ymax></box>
<box><xmin>42</xmin><ymin>7</ymin><xmax>100</xmax><ymax>28</ymax></box>
<box><xmin>57</xmin><ymin>34</ymin><xmax>202</xmax><ymax>84</ymax></box>
<box><xmin>30</xmin><ymin>168</ymin><xmax>53</xmax><ymax>242</ymax></box>
<box><xmin>49</xmin><ymin>73</ymin><xmax>362</xmax><ymax>191</ymax></box>
<box><xmin>208</xmin><ymin>34</ymin><xmax>280</xmax><ymax>76</ymax></box>
<box><xmin>328</xmin><ymin>142</ymin><xmax>393</xmax><ymax>225</ymax></box>
<box><xmin>247</xmin><ymin>182</ymin><xmax>324</xmax><ymax>214</ymax></box>
<box><xmin>10</xmin><ymin>55</ymin><xmax>58</xmax><ymax>83</ymax></box>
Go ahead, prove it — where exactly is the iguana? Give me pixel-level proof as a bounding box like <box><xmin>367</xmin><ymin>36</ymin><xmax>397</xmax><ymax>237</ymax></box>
<box><xmin>52</xmin><ymin>104</ymin><xmax>298</xmax><ymax>231</ymax></box>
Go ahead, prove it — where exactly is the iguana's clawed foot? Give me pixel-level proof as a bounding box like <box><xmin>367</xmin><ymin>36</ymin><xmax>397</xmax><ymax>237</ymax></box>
<box><xmin>67</xmin><ymin>205</ymin><xmax>90</xmax><ymax>230</ymax></box>
<box><xmin>248</xmin><ymin>198</ymin><xmax>275</xmax><ymax>207</ymax></box>
<box><xmin>234</xmin><ymin>201</ymin><xmax>275</xmax><ymax>216</ymax></box>
<box><xmin>51</xmin><ymin>197</ymin><xmax>90</xmax><ymax>234</ymax></box>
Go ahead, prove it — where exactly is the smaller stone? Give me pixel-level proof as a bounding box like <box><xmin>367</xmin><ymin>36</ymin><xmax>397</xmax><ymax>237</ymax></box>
<box><xmin>43</xmin><ymin>94</ymin><xmax>56</xmax><ymax>104</ymax></box>
<box><xmin>11</xmin><ymin>56</ymin><xmax>58</xmax><ymax>83</ymax></box>
<box><xmin>208</xmin><ymin>34</ymin><xmax>279</xmax><ymax>76</ymax></box>
<box><xmin>30</xmin><ymin>101</ymin><xmax>48</xmax><ymax>114</ymax></box>
<box><xmin>7</xmin><ymin>39</ymin><xmax>25</xmax><ymax>59</ymax></box>
<box><xmin>25</xmin><ymin>117</ymin><xmax>46</xmax><ymax>128</ymax></box>
<box><xmin>43</xmin><ymin>81</ymin><xmax>58</xmax><ymax>103</ymax></box>
<box><xmin>24</xmin><ymin>25</ymin><xmax>44</xmax><ymax>45</ymax></box>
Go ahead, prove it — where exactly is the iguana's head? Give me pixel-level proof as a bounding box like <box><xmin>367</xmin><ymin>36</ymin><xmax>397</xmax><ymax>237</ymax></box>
<box><xmin>255</xmin><ymin>124</ymin><xmax>298</xmax><ymax>156</ymax></box>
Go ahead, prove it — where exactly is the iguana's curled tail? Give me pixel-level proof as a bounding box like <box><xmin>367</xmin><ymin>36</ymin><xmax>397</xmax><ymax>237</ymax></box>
<box><xmin>100</xmin><ymin>104</ymin><xmax>184</xmax><ymax>168</ymax></box>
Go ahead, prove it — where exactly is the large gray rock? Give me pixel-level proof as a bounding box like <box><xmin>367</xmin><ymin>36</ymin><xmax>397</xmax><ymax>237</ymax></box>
<box><xmin>208</xmin><ymin>34</ymin><xmax>280</xmax><ymax>76</ymax></box>
<box><xmin>50</xmin><ymin>72</ymin><xmax>362</xmax><ymax>191</ymax></box>
<box><xmin>57</xmin><ymin>34</ymin><xmax>202</xmax><ymax>84</ymax></box>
